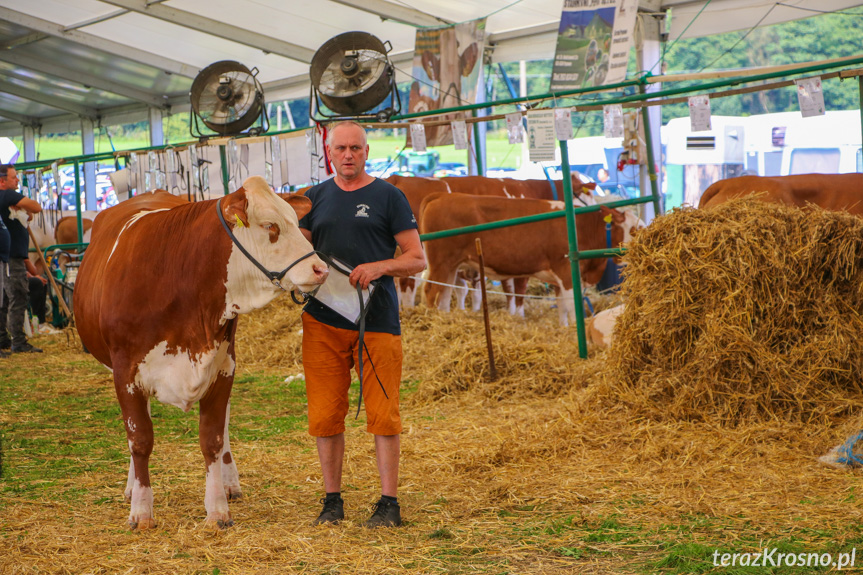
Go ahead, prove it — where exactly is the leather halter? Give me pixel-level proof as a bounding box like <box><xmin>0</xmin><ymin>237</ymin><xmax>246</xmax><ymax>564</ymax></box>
<box><xmin>216</xmin><ymin>197</ymin><xmax>318</xmax><ymax>291</ymax></box>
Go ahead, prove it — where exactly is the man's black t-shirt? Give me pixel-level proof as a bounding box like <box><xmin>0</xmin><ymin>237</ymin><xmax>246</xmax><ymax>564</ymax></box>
<box><xmin>299</xmin><ymin>177</ymin><xmax>417</xmax><ymax>335</ymax></box>
<box><xmin>0</xmin><ymin>189</ymin><xmax>25</xmax><ymax>261</ymax></box>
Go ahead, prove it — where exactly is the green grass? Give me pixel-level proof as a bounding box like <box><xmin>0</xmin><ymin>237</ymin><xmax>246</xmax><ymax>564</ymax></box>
<box><xmin>5</xmin><ymin>342</ymin><xmax>863</xmax><ymax>574</ymax></box>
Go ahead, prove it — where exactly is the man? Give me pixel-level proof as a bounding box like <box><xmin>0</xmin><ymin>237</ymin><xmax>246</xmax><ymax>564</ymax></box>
<box><xmin>298</xmin><ymin>121</ymin><xmax>426</xmax><ymax>528</ymax></box>
<box><xmin>0</xmin><ymin>164</ymin><xmax>43</xmax><ymax>353</ymax></box>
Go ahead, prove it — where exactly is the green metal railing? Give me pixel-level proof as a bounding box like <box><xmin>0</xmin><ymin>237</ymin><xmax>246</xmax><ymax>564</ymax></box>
<box><xmin>13</xmin><ymin>54</ymin><xmax>863</xmax><ymax>359</ymax></box>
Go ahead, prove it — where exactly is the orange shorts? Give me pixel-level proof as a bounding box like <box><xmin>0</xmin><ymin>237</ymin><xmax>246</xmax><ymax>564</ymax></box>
<box><xmin>302</xmin><ymin>313</ymin><xmax>403</xmax><ymax>437</ymax></box>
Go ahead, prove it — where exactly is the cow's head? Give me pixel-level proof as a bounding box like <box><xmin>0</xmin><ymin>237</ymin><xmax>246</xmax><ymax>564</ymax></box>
<box><xmin>221</xmin><ymin>176</ymin><xmax>328</xmax><ymax>300</ymax></box>
<box><xmin>600</xmin><ymin>205</ymin><xmax>645</xmax><ymax>263</ymax></box>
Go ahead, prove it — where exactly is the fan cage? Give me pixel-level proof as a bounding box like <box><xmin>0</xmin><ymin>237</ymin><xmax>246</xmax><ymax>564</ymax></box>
<box><xmin>190</xmin><ymin>60</ymin><xmax>269</xmax><ymax>139</ymax></box>
<box><xmin>309</xmin><ymin>32</ymin><xmax>400</xmax><ymax>122</ymax></box>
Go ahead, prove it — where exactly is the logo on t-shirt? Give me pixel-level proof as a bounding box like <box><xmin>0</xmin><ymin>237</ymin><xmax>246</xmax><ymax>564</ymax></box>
<box><xmin>355</xmin><ymin>204</ymin><xmax>370</xmax><ymax>218</ymax></box>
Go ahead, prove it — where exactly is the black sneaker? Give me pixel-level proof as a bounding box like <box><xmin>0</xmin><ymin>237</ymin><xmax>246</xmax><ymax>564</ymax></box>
<box><xmin>363</xmin><ymin>498</ymin><xmax>402</xmax><ymax>528</ymax></box>
<box><xmin>11</xmin><ymin>343</ymin><xmax>42</xmax><ymax>354</ymax></box>
<box><xmin>313</xmin><ymin>495</ymin><xmax>344</xmax><ymax>525</ymax></box>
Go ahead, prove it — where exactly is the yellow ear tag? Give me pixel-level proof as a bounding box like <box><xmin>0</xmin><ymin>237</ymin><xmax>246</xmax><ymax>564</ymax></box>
<box><xmin>234</xmin><ymin>214</ymin><xmax>244</xmax><ymax>228</ymax></box>
<box><xmin>603</xmin><ymin>214</ymin><xmax>613</xmax><ymax>224</ymax></box>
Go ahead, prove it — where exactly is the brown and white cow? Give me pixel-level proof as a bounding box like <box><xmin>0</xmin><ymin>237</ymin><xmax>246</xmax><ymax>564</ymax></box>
<box><xmin>386</xmin><ymin>174</ymin><xmax>595</xmax><ymax>311</ymax></box>
<box><xmin>698</xmin><ymin>173</ymin><xmax>863</xmax><ymax>213</ymax></box>
<box><xmin>74</xmin><ymin>176</ymin><xmax>328</xmax><ymax>530</ymax></box>
<box><xmin>419</xmin><ymin>193</ymin><xmax>641</xmax><ymax>326</ymax></box>
<box><xmin>26</xmin><ymin>209</ymin><xmax>99</xmax><ymax>276</ymax></box>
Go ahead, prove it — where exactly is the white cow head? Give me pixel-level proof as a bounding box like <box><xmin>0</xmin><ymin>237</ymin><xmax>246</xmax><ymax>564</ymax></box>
<box><xmin>220</xmin><ymin>176</ymin><xmax>327</xmax><ymax>319</ymax></box>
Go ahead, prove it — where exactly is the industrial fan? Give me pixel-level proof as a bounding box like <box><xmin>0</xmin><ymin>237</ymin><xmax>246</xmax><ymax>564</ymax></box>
<box><xmin>189</xmin><ymin>60</ymin><xmax>268</xmax><ymax>139</ymax></box>
<box><xmin>309</xmin><ymin>31</ymin><xmax>401</xmax><ymax>122</ymax></box>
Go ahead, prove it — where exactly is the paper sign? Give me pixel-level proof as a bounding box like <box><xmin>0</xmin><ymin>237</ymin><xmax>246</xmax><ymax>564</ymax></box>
<box><xmin>554</xmin><ymin>108</ymin><xmax>573</xmax><ymax>141</ymax></box>
<box><xmin>451</xmin><ymin>120</ymin><xmax>469</xmax><ymax>150</ymax></box>
<box><xmin>527</xmin><ymin>110</ymin><xmax>557</xmax><ymax>163</ymax></box>
<box><xmin>796</xmin><ymin>76</ymin><xmax>826</xmax><ymax>118</ymax></box>
<box><xmin>603</xmin><ymin>104</ymin><xmax>624</xmax><ymax>138</ymax></box>
<box><xmin>506</xmin><ymin>112</ymin><xmax>524</xmax><ymax>144</ymax></box>
<box><xmin>410</xmin><ymin>123</ymin><xmax>427</xmax><ymax>152</ymax></box>
<box><xmin>270</xmin><ymin>135</ymin><xmax>282</xmax><ymax>189</ymax></box>
<box><xmin>688</xmin><ymin>95</ymin><xmax>712</xmax><ymax>132</ymax></box>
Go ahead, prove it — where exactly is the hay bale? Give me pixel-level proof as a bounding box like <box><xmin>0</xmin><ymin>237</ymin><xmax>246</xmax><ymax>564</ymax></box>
<box><xmin>599</xmin><ymin>198</ymin><xmax>863</xmax><ymax>424</ymax></box>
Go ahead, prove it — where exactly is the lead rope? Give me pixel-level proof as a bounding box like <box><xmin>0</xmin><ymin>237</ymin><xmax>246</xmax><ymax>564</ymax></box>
<box><xmin>354</xmin><ymin>280</ymin><xmax>388</xmax><ymax>419</ymax></box>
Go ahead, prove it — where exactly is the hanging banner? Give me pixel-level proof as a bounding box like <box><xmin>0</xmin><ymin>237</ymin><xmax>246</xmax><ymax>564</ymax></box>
<box><xmin>688</xmin><ymin>95</ymin><xmax>712</xmax><ymax>132</ymax></box>
<box><xmin>796</xmin><ymin>76</ymin><xmax>826</xmax><ymax>118</ymax></box>
<box><xmin>527</xmin><ymin>110</ymin><xmax>557</xmax><ymax>162</ymax></box>
<box><xmin>550</xmin><ymin>0</ymin><xmax>638</xmax><ymax>91</ymax></box>
<box><xmin>407</xmin><ymin>18</ymin><xmax>486</xmax><ymax>147</ymax></box>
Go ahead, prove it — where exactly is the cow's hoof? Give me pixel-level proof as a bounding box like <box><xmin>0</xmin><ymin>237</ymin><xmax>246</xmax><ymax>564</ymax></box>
<box><xmin>205</xmin><ymin>516</ymin><xmax>234</xmax><ymax>530</ymax></box>
<box><xmin>129</xmin><ymin>517</ymin><xmax>156</xmax><ymax>530</ymax></box>
<box><xmin>226</xmin><ymin>490</ymin><xmax>243</xmax><ymax>502</ymax></box>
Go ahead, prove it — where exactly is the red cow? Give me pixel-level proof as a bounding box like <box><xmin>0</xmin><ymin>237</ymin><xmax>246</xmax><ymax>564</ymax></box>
<box><xmin>74</xmin><ymin>176</ymin><xmax>328</xmax><ymax>530</ymax></box>
<box><xmin>419</xmin><ymin>193</ymin><xmax>640</xmax><ymax>326</ymax></box>
<box><xmin>699</xmin><ymin>173</ymin><xmax>863</xmax><ymax>213</ymax></box>
<box><xmin>386</xmin><ymin>174</ymin><xmax>594</xmax><ymax>313</ymax></box>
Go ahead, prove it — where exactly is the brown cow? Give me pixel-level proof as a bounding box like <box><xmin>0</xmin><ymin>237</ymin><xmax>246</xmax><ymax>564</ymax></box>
<box><xmin>386</xmin><ymin>174</ymin><xmax>594</xmax><ymax>312</ymax></box>
<box><xmin>74</xmin><ymin>176</ymin><xmax>328</xmax><ymax>530</ymax></box>
<box><xmin>698</xmin><ymin>173</ymin><xmax>863</xmax><ymax>213</ymax></box>
<box><xmin>419</xmin><ymin>193</ymin><xmax>641</xmax><ymax>326</ymax></box>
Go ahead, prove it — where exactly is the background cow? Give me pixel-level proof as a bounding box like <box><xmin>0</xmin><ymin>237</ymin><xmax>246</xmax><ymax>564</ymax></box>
<box><xmin>386</xmin><ymin>174</ymin><xmax>595</xmax><ymax>312</ymax></box>
<box><xmin>698</xmin><ymin>173</ymin><xmax>863</xmax><ymax>213</ymax></box>
<box><xmin>74</xmin><ymin>176</ymin><xmax>327</xmax><ymax>530</ymax></box>
<box><xmin>419</xmin><ymin>192</ymin><xmax>640</xmax><ymax>326</ymax></box>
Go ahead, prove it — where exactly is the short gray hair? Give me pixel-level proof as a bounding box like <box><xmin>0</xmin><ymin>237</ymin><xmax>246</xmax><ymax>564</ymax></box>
<box><xmin>325</xmin><ymin>121</ymin><xmax>367</xmax><ymax>148</ymax></box>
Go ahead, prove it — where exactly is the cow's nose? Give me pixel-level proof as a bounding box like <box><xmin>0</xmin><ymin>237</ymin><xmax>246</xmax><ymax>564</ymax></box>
<box><xmin>313</xmin><ymin>263</ymin><xmax>329</xmax><ymax>283</ymax></box>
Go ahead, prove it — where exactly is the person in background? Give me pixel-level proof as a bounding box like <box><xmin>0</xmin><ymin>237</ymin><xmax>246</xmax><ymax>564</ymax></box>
<box><xmin>298</xmin><ymin>121</ymin><xmax>426</xmax><ymax>528</ymax></box>
<box><xmin>0</xmin><ymin>164</ymin><xmax>44</xmax><ymax>353</ymax></box>
<box><xmin>0</xmin><ymin>188</ymin><xmax>9</xmax><ymax>359</ymax></box>
<box><xmin>27</xmin><ymin>260</ymin><xmax>49</xmax><ymax>332</ymax></box>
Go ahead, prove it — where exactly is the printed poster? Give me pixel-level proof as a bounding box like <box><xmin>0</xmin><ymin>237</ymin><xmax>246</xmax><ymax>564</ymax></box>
<box><xmin>550</xmin><ymin>0</ymin><xmax>638</xmax><ymax>91</ymax></box>
<box><xmin>506</xmin><ymin>112</ymin><xmax>524</xmax><ymax>144</ymax></box>
<box><xmin>796</xmin><ymin>76</ymin><xmax>826</xmax><ymax>118</ymax></box>
<box><xmin>688</xmin><ymin>95</ymin><xmax>712</xmax><ymax>132</ymax></box>
<box><xmin>407</xmin><ymin>18</ymin><xmax>486</xmax><ymax>148</ymax></box>
<box><xmin>527</xmin><ymin>110</ymin><xmax>557</xmax><ymax>162</ymax></box>
<box><xmin>603</xmin><ymin>104</ymin><xmax>623</xmax><ymax>138</ymax></box>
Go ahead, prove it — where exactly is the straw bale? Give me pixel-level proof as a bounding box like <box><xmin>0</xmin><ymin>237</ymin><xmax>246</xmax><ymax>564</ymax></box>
<box><xmin>234</xmin><ymin>288</ymin><xmax>605</xmax><ymax>404</ymax></box>
<box><xmin>597</xmin><ymin>198</ymin><xmax>863</xmax><ymax>424</ymax></box>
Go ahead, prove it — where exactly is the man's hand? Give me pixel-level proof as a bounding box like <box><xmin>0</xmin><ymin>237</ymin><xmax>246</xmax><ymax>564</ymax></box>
<box><xmin>349</xmin><ymin>261</ymin><xmax>386</xmax><ymax>290</ymax></box>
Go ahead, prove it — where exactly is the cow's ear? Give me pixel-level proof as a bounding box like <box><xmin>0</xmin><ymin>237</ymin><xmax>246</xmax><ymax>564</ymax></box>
<box><xmin>279</xmin><ymin>193</ymin><xmax>312</xmax><ymax>220</ymax></box>
<box><xmin>599</xmin><ymin>205</ymin><xmax>625</xmax><ymax>224</ymax></box>
<box><xmin>223</xmin><ymin>188</ymin><xmax>250</xmax><ymax>228</ymax></box>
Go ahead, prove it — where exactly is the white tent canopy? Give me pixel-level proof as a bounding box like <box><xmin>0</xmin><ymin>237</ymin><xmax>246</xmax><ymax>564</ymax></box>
<box><xmin>0</xmin><ymin>0</ymin><xmax>861</xmax><ymax>139</ymax></box>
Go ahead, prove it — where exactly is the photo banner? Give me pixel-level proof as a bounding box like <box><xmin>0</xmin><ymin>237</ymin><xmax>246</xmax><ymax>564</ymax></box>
<box><xmin>550</xmin><ymin>0</ymin><xmax>637</xmax><ymax>91</ymax></box>
<box><xmin>407</xmin><ymin>18</ymin><xmax>486</xmax><ymax>148</ymax></box>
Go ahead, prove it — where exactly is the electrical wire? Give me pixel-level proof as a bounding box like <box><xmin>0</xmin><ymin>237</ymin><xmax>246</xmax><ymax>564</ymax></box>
<box><xmin>697</xmin><ymin>4</ymin><xmax>778</xmax><ymax>72</ymax></box>
<box><xmin>648</xmin><ymin>0</ymin><xmax>713</xmax><ymax>76</ymax></box>
<box><xmin>776</xmin><ymin>2</ymin><xmax>863</xmax><ymax>15</ymax></box>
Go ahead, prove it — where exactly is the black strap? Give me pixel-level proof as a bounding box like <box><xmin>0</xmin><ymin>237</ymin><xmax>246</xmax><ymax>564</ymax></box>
<box><xmin>355</xmin><ymin>280</ymin><xmax>388</xmax><ymax>419</ymax></box>
<box><xmin>216</xmin><ymin>197</ymin><xmax>318</xmax><ymax>290</ymax></box>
